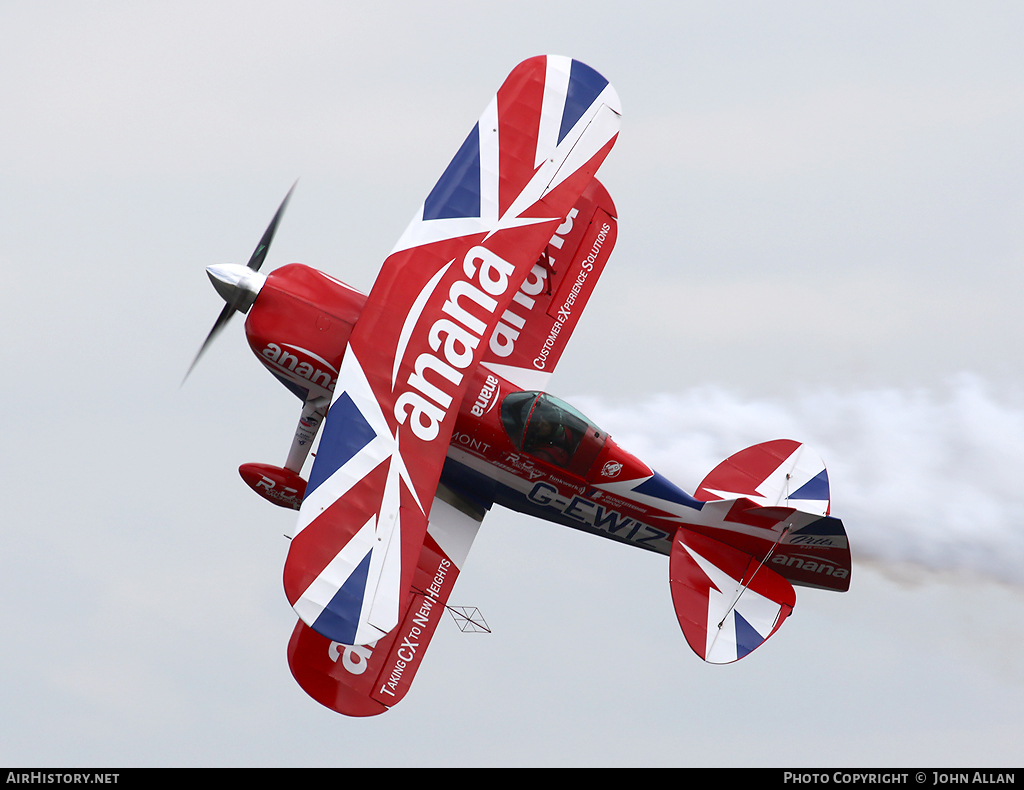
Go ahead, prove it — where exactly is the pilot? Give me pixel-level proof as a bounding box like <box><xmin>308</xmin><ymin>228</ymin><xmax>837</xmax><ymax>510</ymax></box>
<box><xmin>527</xmin><ymin>416</ymin><xmax>575</xmax><ymax>467</ymax></box>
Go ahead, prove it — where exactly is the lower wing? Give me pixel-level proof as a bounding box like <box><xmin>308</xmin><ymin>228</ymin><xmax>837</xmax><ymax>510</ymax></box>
<box><xmin>287</xmin><ymin>484</ymin><xmax>486</xmax><ymax>716</ymax></box>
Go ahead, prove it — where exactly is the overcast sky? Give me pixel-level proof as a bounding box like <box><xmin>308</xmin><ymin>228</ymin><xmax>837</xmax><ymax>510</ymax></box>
<box><xmin>2</xmin><ymin>1</ymin><xmax>1024</xmax><ymax>767</ymax></box>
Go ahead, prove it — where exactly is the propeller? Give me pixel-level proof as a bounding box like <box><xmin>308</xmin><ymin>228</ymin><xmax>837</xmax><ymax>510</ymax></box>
<box><xmin>183</xmin><ymin>181</ymin><xmax>296</xmax><ymax>383</ymax></box>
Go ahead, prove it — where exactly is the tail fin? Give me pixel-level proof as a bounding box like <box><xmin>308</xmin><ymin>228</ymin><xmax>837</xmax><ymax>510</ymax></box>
<box><xmin>671</xmin><ymin>440</ymin><xmax>852</xmax><ymax>663</ymax></box>
<box><xmin>695</xmin><ymin>438</ymin><xmax>830</xmax><ymax>516</ymax></box>
<box><xmin>694</xmin><ymin>439</ymin><xmax>851</xmax><ymax>593</ymax></box>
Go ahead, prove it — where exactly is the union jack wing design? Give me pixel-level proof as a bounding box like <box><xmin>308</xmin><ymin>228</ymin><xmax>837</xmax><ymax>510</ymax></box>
<box><xmin>287</xmin><ymin>483</ymin><xmax>485</xmax><ymax>716</ymax></box>
<box><xmin>283</xmin><ymin>56</ymin><xmax>622</xmax><ymax>646</ymax></box>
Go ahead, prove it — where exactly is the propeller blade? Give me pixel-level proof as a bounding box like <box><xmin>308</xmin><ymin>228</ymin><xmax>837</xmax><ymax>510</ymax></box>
<box><xmin>183</xmin><ymin>303</ymin><xmax>234</xmax><ymax>384</ymax></box>
<box><xmin>246</xmin><ymin>180</ymin><xmax>296</xmax><ymax>272</ymax></box>
<box><xmin>183</xmin><ymin>181</ymin><xmax>297</xmax><ymax>384</ymax></box>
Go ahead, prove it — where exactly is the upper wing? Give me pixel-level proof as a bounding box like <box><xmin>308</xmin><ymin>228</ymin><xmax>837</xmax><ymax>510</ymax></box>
<box><xmin>287</xmin><ymin>483</ymin><xmax>486</xmax><ymax>716</ymax></box>
<box><xmin>479</xmin><ymin>178</ymin><xmax>618</xmax><ymax>392</ymax></box>
<box><xmin>284</xmin><ymin>55</ymin><xmax>621</xmax><ymax>645</ymax></box>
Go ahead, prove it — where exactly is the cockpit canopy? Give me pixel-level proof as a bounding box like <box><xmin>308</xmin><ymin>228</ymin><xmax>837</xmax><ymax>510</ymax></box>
<box><xmin>499</xmin><ymin>391</ymin><xmax>607</xmax><ymax>475</ymax></box>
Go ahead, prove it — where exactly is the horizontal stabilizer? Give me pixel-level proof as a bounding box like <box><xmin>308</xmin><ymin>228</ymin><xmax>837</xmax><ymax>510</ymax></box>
<box><xmin>670</xmin><ymin>527</ymin><xmax>795</xmax><ymax>664</ymax></box>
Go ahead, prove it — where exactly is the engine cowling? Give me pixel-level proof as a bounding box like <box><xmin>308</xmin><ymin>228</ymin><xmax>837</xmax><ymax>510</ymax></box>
<box><xmin>244</xmin><ymin>264</ymin><xmax>367</xmax><ymax>400</ymax></box>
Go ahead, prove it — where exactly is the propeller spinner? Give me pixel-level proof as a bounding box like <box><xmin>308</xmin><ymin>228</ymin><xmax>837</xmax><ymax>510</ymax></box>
<box><xmin>184</xmin><ymin>182</ymin><xmax>296</xmax><ymax>382</ymax></box>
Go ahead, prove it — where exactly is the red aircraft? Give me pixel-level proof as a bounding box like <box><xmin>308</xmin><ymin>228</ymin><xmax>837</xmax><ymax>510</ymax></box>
<box><xmin>187</xmin><ymin>56</ymin><xmax>851</xmax><ymax>717</ymax></box>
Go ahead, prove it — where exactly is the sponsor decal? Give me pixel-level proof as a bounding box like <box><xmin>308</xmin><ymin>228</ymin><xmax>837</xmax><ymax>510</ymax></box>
<box><xmin>787</xmin><ymin>534</ymin><xmax>845</xmax><ymax>548</ymax></box>
<box><xmin>294</xmin><ymin>410</ymin><xmax>324</xmax><ymax>448</ymax></box>
<box><xmin>771</xmin><ymin>553</ymin><xmax>850</xmax><ymax>579</ymax></box>
<box><xmin>533</xmin><ymin>221</ymin><xmax>611</xmax><ymax>370</ymax></box>
<box><xmin>470</xmin><ymin>374</ymin><xmax>500</xmax><ymax>417</ymax></box>
<box><xmin>600</xmin><ymin>460</ymin><xmax>622</xmax><ymax>478</ymax></box>
<box><xmin>261</xmin><ymin>343</ymin><xmax>338</xmax><ymax>391</ymax></box>
<box><xmin>589</xmin><ymin>488</ymin><xmax>648</xmax><ymax>514</ymax></box>
<box><xmin>488</xmin><ymin>208</ymin><xmax>577</xmax><ymax>359</ymax></box>
<box><xmin>329</xmin><ymin>641</ymin><xmax>376</xmax><ymax>675</ymax></box>
<box><xmin>378</xmin><ymin>558</ymin><xmax>451</xmax><ymax>698</ymax></box>
<box><xmin>253</xmin><ymin>475</ymin><xmax>302</xmax><ymax>508</ymax></box>
<box><xmin>451</xmin><ymin>431</ymin><xmax>492</xmax><ymax>456</ymax></box>
<box><xmin>504</xmin><ymin>452</ymin><xmax>546</xmax><ymax>480</ymax></box>
<box><xmin>394</xmin><ymin>247</ymin><xmax>517</xmax><ymax>442</ymax></box>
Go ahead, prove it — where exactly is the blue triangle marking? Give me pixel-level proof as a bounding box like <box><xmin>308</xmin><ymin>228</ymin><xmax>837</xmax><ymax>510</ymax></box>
<box><xmin>734</xmin><ymin>611</ymin><xmax>766</xmax><ymax>659</ymax></box>
<box><xmin>558</xmin><ymin>60</ymin><xmax>608</xmax><ymax>144</ymax></box>
<box><xmin>631</xmin><ymin>472</ymin><xmax>703</xmax><ymax>510</ymax></box>
<box><xmin>789</xmin><ymin>469</ymin><xmax>830</xmax><ymax>501</ymax></box>
<box><xmin>423</xmin><ymin>123</ymin><xmax>481</xmax><ymax>220</ymax></box>
<box><xmin>311</xmin><ymin>549</ymin><xmax>372</xmax><ymax>645</ymax></box>
<box><xmin>305</xmin><ymin>390</ymin><xmax>377</xmax><ymax>497</ymax></box>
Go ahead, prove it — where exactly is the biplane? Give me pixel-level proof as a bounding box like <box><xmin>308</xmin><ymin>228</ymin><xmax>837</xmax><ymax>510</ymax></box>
<box><xmin>187</xmin><ymin>56</ymin><xmax>851</xmax><ymax>717</ymax></box>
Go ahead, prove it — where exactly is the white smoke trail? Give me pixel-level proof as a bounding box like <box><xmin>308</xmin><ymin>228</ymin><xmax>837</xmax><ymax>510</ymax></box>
<box><xmin>571</xmin><ymin>374</ymin><xmax>1024</xmax><ymax>585</ymax></box>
